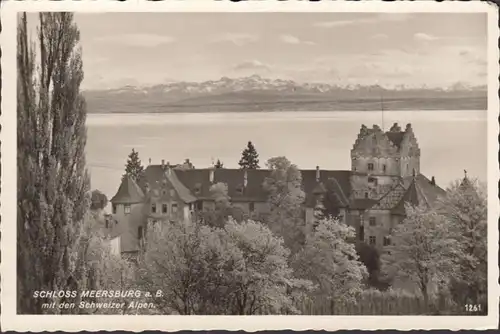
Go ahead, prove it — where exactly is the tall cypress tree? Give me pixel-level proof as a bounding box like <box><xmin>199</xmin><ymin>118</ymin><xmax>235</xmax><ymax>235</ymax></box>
<box><xmin>124</xmin><ymin>148</ymin><xmax>144</xmax><ymax>182</ymax></box>
<box><xmin>17</xmin><ymin>13</ymin><xmax>90</xmax><ymax>314</ymax></box>
<box><xmin>238</xmin><ymin>141</ymin><xmax>260</xmax><ymax>169</ymax></box>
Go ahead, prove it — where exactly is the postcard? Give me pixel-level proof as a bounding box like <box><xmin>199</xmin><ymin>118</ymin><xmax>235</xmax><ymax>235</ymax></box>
<box><xmin>1</xmin><ymin>0</ymin><xmax>499</xmax><ymax>331</ymax></box>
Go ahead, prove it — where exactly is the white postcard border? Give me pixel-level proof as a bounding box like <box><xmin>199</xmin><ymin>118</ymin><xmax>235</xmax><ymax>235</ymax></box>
<box><xmin>1</xmin><ymin>0</ymin><xmax>499</xmax><ymax>331</ymax></box>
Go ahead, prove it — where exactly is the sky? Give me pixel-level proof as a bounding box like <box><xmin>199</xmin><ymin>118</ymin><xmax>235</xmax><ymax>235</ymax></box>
<box><xmin>68</xmin><ymin>12</ymin><xmax>487</xmax><ymax>90</ymax></box>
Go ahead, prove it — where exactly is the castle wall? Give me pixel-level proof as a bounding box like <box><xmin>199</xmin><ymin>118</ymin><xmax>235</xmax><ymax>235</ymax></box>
<box><xmin>362</xmin><ymin>209</ymin><xmax>392</xmax><ymax>250</ymax></box>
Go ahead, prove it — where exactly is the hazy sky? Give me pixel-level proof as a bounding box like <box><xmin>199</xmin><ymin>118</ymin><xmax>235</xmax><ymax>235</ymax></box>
<box><xmin>68</xmin><ymin>12</ymin><xmax>487</xmax><ymax>90</ymax></box>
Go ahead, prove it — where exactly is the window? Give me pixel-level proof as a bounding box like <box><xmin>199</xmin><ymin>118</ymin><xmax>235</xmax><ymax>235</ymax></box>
<box><xmin>364</xmin><ymin>192</ymin><xmax>369</xmax><ymax>199</ymax></box>
<box><xmin>369</xmin><ymin>217</ymin><xmax>376</xmax><ymax>226</ymax></box>
<box><xmin>112</xmin><ymin>204</ymin><xmax>117</xmax><ymax>214</ymax></box>
<box><xmin>124</xmin><ymin>205</ymin><xmax>131</xmax><ymax>215</ymax></box>
<box><xmin>162</xmin><ymin>189</ymin><xmax>167</xmax><ymax>196</ymax></box>
<box><xmin>151</xmin><ymin>203</ymin><xmax>157</xmax><ymax>214</ymax></box>
<box><xmin>138</xmin><ymin>226</ymin><xmax>143</xmax><ymax>239</ymax></box>
<box><xmin>196</xmin><ymin>201</ymin><xmax>203</xmax><ymax>211</ymax></box>
<box><xmin>172</xmin><ymin>203</ymin><xmax>178</xmax><ymax>214</ymax></box>
<box><xmin>249</xmin><ymin>202</ymin><xmax>255</xmax><ymax>212</ymax></box>
<box><xmin>359</xmin><ymin>226</ymin><xmax>365</xmax><ymax>241</ymax></box>
<box><xmin>162</xmin><ymin>204</ymin><xmax>168</xmax><ymax>214</ymax></box>
<box><xmin>383</xmin><ymin>165</ymin><xmax>387</xmax><ymax>173</ymax></box>
<box><xmin>105</xmin><ymin>220</ymin><xmax>109</xmax><ymax>229</ymax></box>
<box><xmin>368</xmin><ymin>163</ymin><xmax>374</xmax><ymax>171</ymax></box>
<box><xmin>368</xmin><ymin>177</ymin><xmax>378</xmax><ymax>186</ymax></box>
<box><xmin>236</xmin><ymin>186</ymin><xmax>243</xmax><ymax>194</ymax></box>
<box><xmin>383</xmin><ymin>236</ymin><xmax>391</xmax><ymax>246</ymax></box>
<box><xmin>170</xmin><ymin>189</ymin><xmax>175</xmax><ymax>197</ymax></box>
<box><xmin>369</xmin><ymin>236</ymin><xmax>376</xmax><ymax>245</ymax></box>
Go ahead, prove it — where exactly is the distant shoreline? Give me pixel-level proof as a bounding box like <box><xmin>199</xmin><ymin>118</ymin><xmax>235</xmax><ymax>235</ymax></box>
<box><xmin>86</xmin><ymin>96</ymin><xmax>487</xmax><ymax>114</ymax></box>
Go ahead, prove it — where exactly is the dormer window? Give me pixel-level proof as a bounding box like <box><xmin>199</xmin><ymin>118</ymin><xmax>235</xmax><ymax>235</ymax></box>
<box><xmin>194</xmin><ymin>183</ymin><xmax>202</xmax><ymax>195</ymax></box>
<box><xmin>236</xmin><ymin>185</ymin><xmax>244</xmax><ymax>194</ymax></box>
<box><xmin>367</xmin><ymin>163</ymin><xmax>374</xmax><ymax>171</ymax></box>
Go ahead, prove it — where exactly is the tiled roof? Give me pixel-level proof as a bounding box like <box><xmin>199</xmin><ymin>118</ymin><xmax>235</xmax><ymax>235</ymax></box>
<box><xmin>350</xmin><ymin>198</ymin><xmax>378</xmax><ymax>210</ymax></box>
<box><xmin>166</xmin><ymin>170</ymin><xmax>198</xmax><ymax>203</ymax></box>
<box><xmin>110</xmin><ymin>175</ymin><xmax>145</xmax><ymax>204</ymax></box>
<box><xmin>392</xmin><ymin>174</ymin><xmax>446</xmax><ymax>215</ymax></box>
<box><xmin>385</xmin><ymin>131</ymin><xmax>405</xmax><ymax>148</ymax></box>
<box><xmin>371</xmin><ymin>182</ymin><xmax>407</xmax><ymax>210</ymax></box>
<box><xmin>151</xmin><ymin>167</ymin><xmax>352</xmax><ymax>208</ymax></box>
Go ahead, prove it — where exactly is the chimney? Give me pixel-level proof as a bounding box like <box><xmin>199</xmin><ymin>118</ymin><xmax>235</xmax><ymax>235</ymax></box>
<box><xmin>209</xmin><ymin>168</ymin><xmax>214</xmax><ymax>183</ymax></box>
<box><xmin>244</xmin><ymin>169</ymin><xmax>248</xmax><ymax>187</ymax></box>
<box><xmin>161</xmin><ymin>159</ymin><xmax>165</xmax><ymax>169</ymax></box>
<box><xmin>316</xmin><ymin>166</ymin><xmax>320</xmax><ymax>182</ymax></box>
<box><xmin>148</xmin><ymin>158</ymin><xmax>152</xmax><ymax>165</ymax></box>
<box><xmin>165</xmin><ymin>161</ymin><xmax>171</xmax><ymax>175</ymax></box>
<box><xmin>406</xmin><ymin>123</ymin><xmax>413</xmax><ymax>132</ymax></box>
<box><xmin>430</xmin><ymin>176</ymin><xmax>436</xmax><ymax>186</ymax></box>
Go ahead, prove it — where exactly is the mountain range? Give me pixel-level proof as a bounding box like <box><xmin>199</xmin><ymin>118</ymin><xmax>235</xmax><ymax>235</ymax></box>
<box><xmin>83</xmin><ymin>75</ymin><xmax>487</xmax><ymax>113</ymax></box>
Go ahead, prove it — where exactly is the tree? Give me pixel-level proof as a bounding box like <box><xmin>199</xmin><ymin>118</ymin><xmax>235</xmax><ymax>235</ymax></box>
<box><xmin>90</xmin><ymin>189</ymin><xmax>108</xmax><ymax>211</ymax></box>
<box><xmin>380</xmin><ymin>204</ymin><xmax>460</xmax><ymax>309</ymax></box>
<box><xmin>137</xmin><ymin>219</ymin><xmax>311</xmax><ymax>315</ymax></box>
<box><xmin>238</xmin><ymin>141</ymin><xmax>260</xmax><ymax>169</ymax></box>
<box><xmin>437</xmin><ymin>178</ymin><xmax>487</xmax><ymax>310</ymax></box>
<box><xmin>214</xmin><ymin>159</ymin><xmax>224</xmax><ymax>169</ymax></box>
<box><xmin>222</xmin><ymin>219</ymin><xmax>313</xmax><ymax>315</ymax></box>
<box><xmin>294</xmin><ymin>217</ymin><xmax>368</xmax><ymax>304</ymax></box>
<box><xmin>124</xmin><ymin>148</ymin><xmax>145</xmax><ymax>182</ymax></box>
<box><xmin>262</xmin><ymin>156</ymin><xmax>306</xmax><ymax>254</ymax></box>
<box><xmin>199</xmin><ymin>182</ymin><xmax>233</xmax><ymax>228</ymax></box>
<box><xmin>17</xmin><ymin>13</ymin><xmax>90</xmax><ymax>314</ymax></box>
<box><xmin>70</xmin><ymin>212</ymin><xmax>138</xmax><ymax>315</ymax></box>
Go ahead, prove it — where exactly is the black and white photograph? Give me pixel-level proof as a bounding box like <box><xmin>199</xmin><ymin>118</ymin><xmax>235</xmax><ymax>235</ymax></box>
<box><xmin>1</xmin><ymin>0</ymin><xmax>498</xmax><ymax>331</ymax></box>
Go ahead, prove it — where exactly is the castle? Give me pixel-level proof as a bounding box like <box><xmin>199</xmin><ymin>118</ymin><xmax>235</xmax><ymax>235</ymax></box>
<box><xmin>107</xmin><ymin>122</ymin><xmax>446</xmax><ymax>257</ymax></box>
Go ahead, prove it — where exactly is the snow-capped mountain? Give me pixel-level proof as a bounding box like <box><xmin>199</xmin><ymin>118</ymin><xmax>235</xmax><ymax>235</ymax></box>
<box><xmin>83</xmin><ymin>75</ymin><xmax>487</xmax><ymax>113</ymax></box>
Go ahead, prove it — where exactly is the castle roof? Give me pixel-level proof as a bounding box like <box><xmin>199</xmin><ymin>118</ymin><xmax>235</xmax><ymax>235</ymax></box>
<box><xmin>110</xmin><ymin>175</ymin><xmax>145</xmax><ymax>204</ymax></box>
<box><xmin>142</xmin><ymin>165</ymin><xmax>352</xmax><ymax>208</ymax></box>
<box><xmin>385</xmin><ymin>131</ymin><xmax>405</xmax><ymax>148</ymax></box>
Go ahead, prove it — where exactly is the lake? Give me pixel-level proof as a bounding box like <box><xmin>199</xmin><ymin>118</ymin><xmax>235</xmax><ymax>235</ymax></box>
<box><xmin>86</xmin><ymin>110</ymin><xmax>487</xmax><ymax>199</ymax></box>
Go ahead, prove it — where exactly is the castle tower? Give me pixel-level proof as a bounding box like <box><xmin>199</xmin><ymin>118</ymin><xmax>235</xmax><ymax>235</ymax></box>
<box><xmin>350</xmin><ymin>123</ymin><xmax>420</xmax><ymax>199</ymax></box>
<box><xmin>110</xmin><ymin>175</ymin><xmax>146</xmax><ymax>253</ymax></box>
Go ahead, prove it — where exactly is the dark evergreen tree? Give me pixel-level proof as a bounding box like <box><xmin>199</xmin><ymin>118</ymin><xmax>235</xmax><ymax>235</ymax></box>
<box><xmin>214</xmin><ymin>159</ymin><xmax>224</xmax><ymax>169</ymax></box>
<box><xmin>17</xmin><ymin>13</ymin><xmax>90</xmax><ymax>314</ymax></box>
<box><xmin>124</xmin><ymin>148</ymin><xmax>145</xmax><ymax>182</ymax></box>
<box><xmin>238</xmin><ymin>141</ymin><xmax>260</xmax><ymax>169</ymax></box>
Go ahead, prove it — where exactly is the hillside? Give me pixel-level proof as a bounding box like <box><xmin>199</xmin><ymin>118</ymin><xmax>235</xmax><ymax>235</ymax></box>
<box><xmin>83</xmin><ymin>75</ymin><xmax>487</xmax><ymax>113</ymax></box>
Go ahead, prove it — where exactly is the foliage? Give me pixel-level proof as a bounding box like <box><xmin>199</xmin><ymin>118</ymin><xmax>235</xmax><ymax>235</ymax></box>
<box><xmin>437</xmin><ymin>178</ymin><xmax>487</xmax><ymax>310</ymax></box>
<box><xmin>298</xmin><ymin>288</ymin><xmax>455</xmax><ymax>315</ymax></box>
<box><xmin>199</xmin><ymin>182</ymin><xmax>233</xmax><ymax>228</ymax></box>
<box><xmin>263</xmin><ymin>156</ymin><xmax>306</xmax><ymax>254</ymax></box>
<box><xmin>355</xmin><ymin>242</ymin><xmax>389</xmax><ymax>290</ymax></box>
<box><xmin>238</xmin><ymin>141</ymin><xmax>260</xmax><ymax>169</ymax></box>
<box><xmin>124</xmin><ymin>148</ymin><xmax>145</xmax><ymax>183</ymax></box>
<box><xmin>137</xmin><ymin>219</ymin><xmax>311</xmax><ymax>315</ymax></box>
<box><xmin>214</xmin><ymin>159</ymin><xmax>224</xmax><ymax>169</ymax></box>
<box><xmin>293</xmin><ymin>217</ymin><xmax>368</xmax><ymax>304</ymax></box>
<box><xmin>90</xmin><ymin>189</ymin><xmax>108</xmax><ymax>211</ymax></box>
<box><xmin>380</xmin><ymin>204</ymin><xmax>460</xmax><ymax>308</ymax></box>
<box><xmin>69</xmin><ymin>212</ymin><xmax>137</xmax><ymax>314</ymax></box>
<box><xmin>17</xmin><ymin>13</ymin><xmax>90</xmax><ymax>314</ymax></box>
